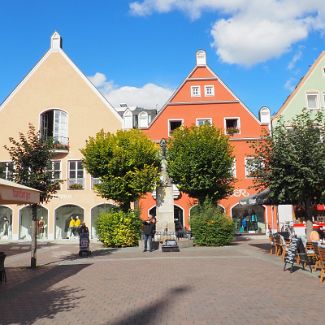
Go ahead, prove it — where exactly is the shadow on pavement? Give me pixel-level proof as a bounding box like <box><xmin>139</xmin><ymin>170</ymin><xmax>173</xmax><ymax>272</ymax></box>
<box><xmin>0</xmin><ymin>264</ymin><xmax>89</xmax><ymax>324</ymax></box>
<box><xmin>249</xmin><ymin>243</ymin><xmax>271</xmax><ymax>253</ymax></box>
<box><xmin>0</xmin><ymin>242</ymin><xmax>56</xmax><ymax>257</ymax></box>
<box><xmin>109</xmin><ymin>285</ymin><xmax>191</xmax><ymax>325</ymax></box>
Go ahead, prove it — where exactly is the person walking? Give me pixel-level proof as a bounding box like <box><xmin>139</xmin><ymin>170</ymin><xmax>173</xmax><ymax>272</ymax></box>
<box><xmin>142</xmin><ymin>214</ymin><xmax>155</xmax><ymax>252</ymax></box>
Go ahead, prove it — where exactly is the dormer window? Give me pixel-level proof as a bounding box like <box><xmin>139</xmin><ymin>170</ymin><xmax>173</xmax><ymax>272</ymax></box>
<box><xmin>191</xmin><ymin>86</ymin><xmax>201</xmax><ymax>97</ymax></box>
<box><xmin>40</xmin><ymin>109</ymin><xmax>69</xmax><ymax>150</ymax></box>
<box><xmin>225</xmin><ymin>118</ymin><xmax>240</xmax><ymax>135</ymax></box>
<box><xmin>123</xmin><ymin>110</ymin><xmax>133</xmax><ymax>129</ymax></box>
<box><xmin>138</xmin><ymin>111</ymin><xmax>149</xmax><ymax>128</ymax></box>
<box><xmin>204</xmin><ymin>85</ymin><xmax>214</xmax><ymax>97</ymax></box>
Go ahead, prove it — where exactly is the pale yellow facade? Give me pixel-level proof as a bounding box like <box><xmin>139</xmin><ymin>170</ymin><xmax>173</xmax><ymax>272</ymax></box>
<box><xmin>0</xmin><ymin>33</ymin><xmax>122</xmax><ymax>240</ymax></box>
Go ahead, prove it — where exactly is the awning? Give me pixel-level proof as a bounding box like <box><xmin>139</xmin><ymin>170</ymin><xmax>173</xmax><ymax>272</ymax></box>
<box><xmin>239</xmin><ymin>188</ymin><xmax>271</xmax><ymax>206</ymax></box>
<box><xmin>0</xmin><ymin>178</ymin><xmax>40</xmax><ymax>205</ymax></box>
<box><xmin>315</xmin><ymin>204</ymin><xmax>325</xmax><ymax>211</ymax></box>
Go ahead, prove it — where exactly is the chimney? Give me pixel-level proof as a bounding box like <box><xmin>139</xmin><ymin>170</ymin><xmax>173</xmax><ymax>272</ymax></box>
<box><xmin>51</xmin><ymin>32</ymin><xmax>62</xmax><ymax>50</ymax></box>
<box><xmin>196</xmin><ymin>50</ymin><xmax>206</xmax><ymax>66</ymax></box>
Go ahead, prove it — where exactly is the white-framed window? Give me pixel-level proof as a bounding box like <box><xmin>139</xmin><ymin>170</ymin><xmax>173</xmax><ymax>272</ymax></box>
<box><xmin>91</xmin><ymin>177</ymin><xmax>101</xmax><ymax>189</ymax></box>
<box><xmin>191</xmin><ymin>86</ymin><xmax>201</xmax><ymax>97</ymax></box>
<box><xmin>196</xmin><ymin>118</ymin><xmax>212</xmax><ymax>126</ymax></box>
<box><xmin>204</xmin><ymin>85</ymin><xmax>215</xmax><ymax>96</ymax></box>
<box><xmin>68</xmin><ymin>160</ymin><xmax>84</xmax><ymax>189</ymax></box>
<box><xmin>168</xmin><ymin>119</ymin><xmax>183</xmax><ymax>136</ymax></box>
<box><xmin>231</xmin><ymin>159</ymin><xmax>236</xmax><ymax>177</ymax></box>
<box><xmin>40</xmin><ymin>109</ymin><xmax>69</xmax><ymax>146</ymax></box>
<box><xmin>322</xmin><ymin>67</ymin><xmax>325</xmax><ymax>77</ymax></box>
<box><xmin>123</xmin><ymin>110</ymin><xmax>133</xmax><ymax>129</ymax></box>
<box><xmin>322</xmin><ymin>92</ymin><xmax>325</xmax><ymax>109</ymax></box>
<box><xmin>138</xmin><ymin>111</ymin><xmax>149</xmax><ymax>128</ymax></box>
<box><xmin>0</xmin><ymin>161</ymin><xmax>13</xmax><ymax>180</ymax></box>
<box><xmin>306</xmin><ymin>92</ymin><xmax>319</xmax><ymax>110</ymax></box>
<box><xmin>245</xmin><ymin>157</ymin><xmax>260</xmax><ymax>178</ymax></box>
<box><xmin>48</xmin><ymin>160</ymin><xmax>61</xmax><ymax>181</ymax></box>
<box><xmin>224</xmin><ymin>117</ymin><xmax>240</xmax><ymax>135</ymax></box>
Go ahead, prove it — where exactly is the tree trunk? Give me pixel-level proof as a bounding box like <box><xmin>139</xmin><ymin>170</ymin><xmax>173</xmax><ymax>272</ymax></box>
<box><xmin>31</xmin><ymin>204</ymin><xmax>38</xmax><ymax>269</ymax></box>
<box><xmin>304</xmin><ymin>198</ymin><xmax>313</xmax><ymax>239</ymax></box>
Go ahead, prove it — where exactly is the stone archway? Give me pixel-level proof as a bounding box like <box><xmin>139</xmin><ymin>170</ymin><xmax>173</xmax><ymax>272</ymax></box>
<box><xmin>231</xmin><ymin>204</ymin><xmax>266</xmax><ymax>234</ymax></box>
<box><xmin>55</xmin><ymin>205</ymin><xmax>84</xmax><ymax>239</ymax></box>
<box><xmin>0</xmin><ymin>206</ymin><xmax>12</xmax><ymax>240</ymax></box>
<box><xmin>91</xmin><ymin>204</ymin><xmax>116</xmax><ymax>239</ymax></box>
<box><xmin>19</xmin><ymin>206</ymin><xmax>48</xmax><ymax>240</ymax></box>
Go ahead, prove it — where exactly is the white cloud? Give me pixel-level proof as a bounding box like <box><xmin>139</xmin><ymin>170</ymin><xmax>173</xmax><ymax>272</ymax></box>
<box><xmin>287</xmin><ymin>48</ymin><xmax>303</xmax><ymax>70</ymax></box>
<box><xmin>130</xmin><ymin>0</ymin><xmax>325</xmax><ymax>66</ymax></box>
<box><xmin>284</xmin><ymin>77</ymin><xmax>297</xmax><ymax>92</ymax></box>
<box><xmin>88</xmin><ymin>72</ymin><xmax>173</xmax><ymax>110</ymax></box>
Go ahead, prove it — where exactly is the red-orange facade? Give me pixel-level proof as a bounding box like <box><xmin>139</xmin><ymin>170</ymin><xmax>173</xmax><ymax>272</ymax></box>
<box><xmin>140</xmin><ymin>51</ymin><xmax>274</xmax><ymax>233</ymax></box>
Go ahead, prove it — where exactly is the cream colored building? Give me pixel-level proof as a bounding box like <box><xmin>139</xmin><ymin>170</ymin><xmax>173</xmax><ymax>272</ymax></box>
<box><xmin>0</xmin><ymin>32</ymin><xmax>122</xmax><ymax>240</ymax></box>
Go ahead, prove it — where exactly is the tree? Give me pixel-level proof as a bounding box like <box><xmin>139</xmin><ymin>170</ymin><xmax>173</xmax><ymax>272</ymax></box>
<box><xmin>167</xmin><ymin>124</ymin><xmax>234</xmax><ymax>205</ymax></box>
<box><xmin>4</xmin><ymin>124</ymin><xmax>60</xmax><ymax>268</ymax></box>
<box><xmin>249</xmin><ymin>110</ymin><xmax>325</xmax><ymax>236</ymax></box>
<box><xmin>81</xmin><ymin>129</ymin><xmax>160</xmax><ymax>211</ymax></box>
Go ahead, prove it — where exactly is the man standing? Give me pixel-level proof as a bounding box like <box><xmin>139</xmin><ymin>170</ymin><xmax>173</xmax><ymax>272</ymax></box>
<box><xmin>142</xmin><ymin>214</ymin><xmax>155</xmax><ymax>252</ymax></box>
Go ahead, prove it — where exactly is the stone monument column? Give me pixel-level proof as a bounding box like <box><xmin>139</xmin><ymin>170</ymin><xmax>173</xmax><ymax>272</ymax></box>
<box><xmin>156</xmin><ymin>138</ymin><xmax>175</xmax><ymax>236</ymax></box>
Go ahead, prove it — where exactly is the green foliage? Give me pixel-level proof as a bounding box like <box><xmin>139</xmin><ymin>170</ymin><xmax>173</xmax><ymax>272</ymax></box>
<box><xmin>167</xmin><ymin>124</ymin><xmax>234</xmax><ymax>204</ymax></box>
<box><xmin>250</xmin><ymin>110</ymin><xmax>325</xmax><ymax>232</ymax></box>
<box><xmin>96</xmin><ymin>210</ymin><xmax>142</xmax><ymax>247</ymax></box>
<box><xmin>4</xmin><ymin>124</ymin><xmax>61</xmax><ymax>203</ymax></box>
<box><xmin>81</xmin><ymin>129</ymin><xmax>160</xmax><ymax>211</ymax></box>
<box><xmin>190</xmin><ymin>199</ymin><xmax>235</xmax><ymax>246</ymax></box>
<box><xmin>250</xmin><ymin>110</ymin><xmax>325</xmax><ymax>206</ymax></box>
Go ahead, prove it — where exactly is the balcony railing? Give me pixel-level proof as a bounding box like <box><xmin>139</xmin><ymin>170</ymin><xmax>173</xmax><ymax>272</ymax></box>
<box><xmin>53</xmin><ymin>136</ymin><xmax>69</xmax><ymax>152</ymax></box>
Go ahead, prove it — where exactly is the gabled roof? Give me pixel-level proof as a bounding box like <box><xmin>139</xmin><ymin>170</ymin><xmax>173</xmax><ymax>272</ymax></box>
<box><xmin>273</xmin><ymin>51</ymin><xmax>325</xmax><ymax>121</ymax></box>
<box><xmin>147</xmin><ymin>50</ymin><xmax>261</xmax><ymax>128</ymax></box>
<box><xmin>0</xmin><ymin>32</ymin><xmax>122</xmax><ymax>122</ymax></box>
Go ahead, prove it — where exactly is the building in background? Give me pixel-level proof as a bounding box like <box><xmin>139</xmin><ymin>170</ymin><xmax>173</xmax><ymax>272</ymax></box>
<box><xmin>0</xmin><ymin>32</ymin><xmax>122</xmax><ymax>240</ymax></box>
<box><xmin>141</xmin><ymin>50</ymin><xmax>273</xmax><ymax>234</ymax></box>
<box><xmin>272</xmin><ymin>51</ymin><xmax>325</xmax><ymax>226</ymax></box>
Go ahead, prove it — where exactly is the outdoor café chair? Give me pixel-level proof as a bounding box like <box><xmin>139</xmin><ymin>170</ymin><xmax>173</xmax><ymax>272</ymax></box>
<box><xmin>312</xmin><ymin>242</ymin><xmax>322</xmax><ymax>272</ymax></box>
<box><xmin>0</xmin><ymin>252</ymin><xmax>7</xmax><ymax>283</ymax></box>
<box><xmin>318</xmin><ymin>246</ymin><xmax>325</xmax><ymax>283</ymax></box>
<box><xmin>269</xmin><ymin>234</ymin><xmax>276</xmax><ymax>254</ymax></box>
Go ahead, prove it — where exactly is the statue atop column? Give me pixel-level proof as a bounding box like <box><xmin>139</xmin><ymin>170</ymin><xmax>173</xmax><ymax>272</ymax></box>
<box><xmin>156</xmin><ymin>138</ymin><xmax>175</xmax><ymax>238</ymax></box>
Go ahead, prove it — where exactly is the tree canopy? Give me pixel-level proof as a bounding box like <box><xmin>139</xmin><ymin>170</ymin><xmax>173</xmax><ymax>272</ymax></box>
<box><xmin>81</xmin><ymin>129</ymin><xmax>160</xmax><ymax>211</ymax></box>
<box><xmin>250</xmin><ymin>110</ymin><xmax>325</xmax><ymax>232</ymax></box>
<box><xmin>167</xmin><ymin>124</ymin><xmax>234</xmax><ymax>204</ymax></box>
<box><xmin>4</xmin><ymin>124</ymin><xmax>60</xmax><ymax>203</ymax></box>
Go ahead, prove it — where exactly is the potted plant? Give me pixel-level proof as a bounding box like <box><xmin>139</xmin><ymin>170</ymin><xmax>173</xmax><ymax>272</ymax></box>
<box><xmin>69</xmin><ymin>183</ymin><xmax>83</xmax><ymax>190</ymax></box>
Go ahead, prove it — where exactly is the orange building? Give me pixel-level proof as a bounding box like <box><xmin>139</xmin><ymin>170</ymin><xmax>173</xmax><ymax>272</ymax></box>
<box><xmin>141</xmin><ymin>50</ymin><xmax>273</xmax><ymax>234</ymax></box>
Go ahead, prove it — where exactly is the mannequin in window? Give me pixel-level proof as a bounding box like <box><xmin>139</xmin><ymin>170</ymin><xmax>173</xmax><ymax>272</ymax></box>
<box><xmin>38</xmin><ymin>217</ymin><xmax>46</xmax><ymax>239</ymax></box>
<box><xmin>75</xmin><ymin>216</ymin><xmax>81</xmax><ymax>235</ymax></box>
<box><xmin>69</xmin><ymin>216</ymin><xmax>76</xmax><ymax>238</ymax></box>
<box><xmin>0</xmin><ymin>217</ymin><xmax>9</xmax><ymax>238</ymax></box>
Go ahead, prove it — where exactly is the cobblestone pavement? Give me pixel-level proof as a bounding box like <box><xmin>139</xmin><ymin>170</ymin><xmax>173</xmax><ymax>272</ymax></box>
<box><xmin>0</xmin><ymin>238</ymin><xmax>324</xmax><ymax>325</ymax></box>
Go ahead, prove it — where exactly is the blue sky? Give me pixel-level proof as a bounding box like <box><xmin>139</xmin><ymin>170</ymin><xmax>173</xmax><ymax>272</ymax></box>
<box><xmin>0</xmin><ymin>0</ymin><xmax>325</xmax><ymax>116</ymax></box>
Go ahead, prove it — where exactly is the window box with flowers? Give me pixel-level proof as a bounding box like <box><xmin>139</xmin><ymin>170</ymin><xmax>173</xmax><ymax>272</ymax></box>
<box><xmin>53</xmin><ymin>142</ymin><xmax>69</xmax><ymax>151</ymax></box>
<box><xmin>69</xmin><ymin>183</ymin><xmax>83</xmax><ymax>190</ymax></box>
<box><xmin>226</xmin><ymin>127</ymin><xmax>240</xmax><ymax>135</ymax></box>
